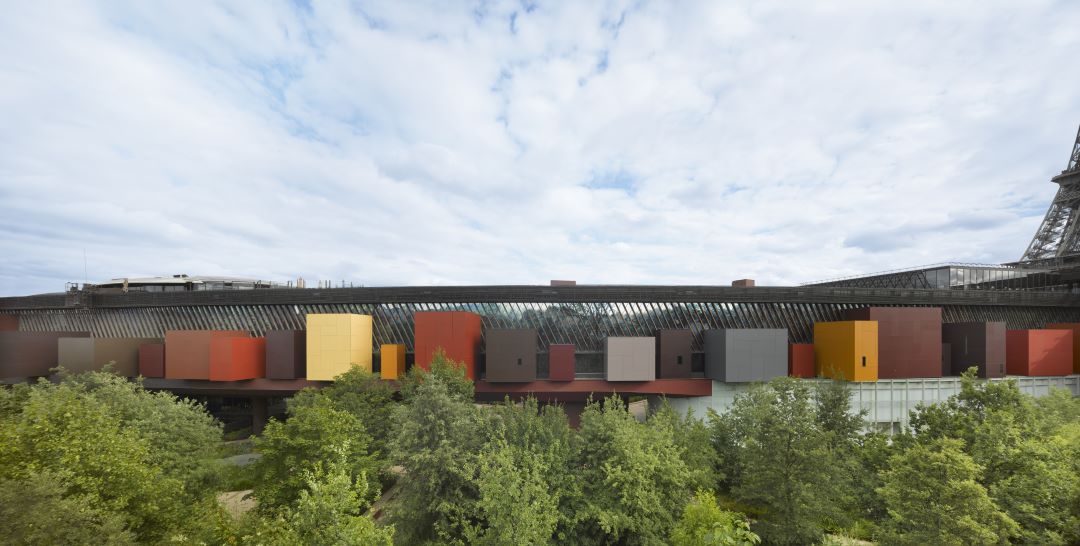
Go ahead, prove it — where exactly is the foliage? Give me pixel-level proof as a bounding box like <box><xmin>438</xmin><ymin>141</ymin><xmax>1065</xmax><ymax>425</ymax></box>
<box><xmin>650</xmin><ymin>399</ymin><xmax>721</xmax><ymax>492</ymax></box>
<box><xmin>240</xmin><ymin>449</ymin><xmax>393</xmax><ymax>546</ymax></box>
<box><xmin>712</xmin><ymin>377</ymin><xmax>838</xmax><ymax>545</ymax></box>
<box><xmin>252</xmin><ymin>394</ymin><xmax>378</xmax><ymax>512</ymax></box>
<box><xmin>574</xmin><ymin>395</ymin><xmax>691</xmax><ymax>546</ymax></box>
<box><xmin>465</xmin><ymin>438</ymin><xmax>561</xmax><ymax>545</ymax></box>
<box><xmin>398</xmin><ymin>347</ymin><xmax>475</xmax><ymax>403</ymax></box>
<box><xmin>289</xmin><ymin>366</ymin><xmax>397</xmax><ymax>457</ymax></box>
<box><xmin>0</xmin><ymin>372</ymin><xmax>220</xmax><ymax>543</ymax></box>
<box><xmin>477</xmin><ymin>397</ymin><xmax>581</xmax><ymax>545</ymax></box>
<box><xmin>59</xmin><ymin>369</ymin><xmax>223</xmax><ymax>494</ymax></box>
<box><xmin>388</xmin><ymin>352</ymin><xmax>488</xmax><ymax>544</ymax></box>
<box><xmin>877</xmin><ymin>438</ymin><xmax>1018</xmax><ymax>546</ymax></box>
<box><xmin>671</xmin><ymin>489</ymin><xmax>760</xmax><ymax>546</ymax></box>
<box><xmin>0</xmin><ymin>472</ymin><xmax>135</xmax><ymax>545</ymax></box>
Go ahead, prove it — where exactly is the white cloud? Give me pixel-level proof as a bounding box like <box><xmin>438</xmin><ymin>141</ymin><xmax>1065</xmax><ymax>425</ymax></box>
<box><xmin>1</xmin><ymin>0</ymin><xmax>1079</xmax><ymax>295</ymax></box>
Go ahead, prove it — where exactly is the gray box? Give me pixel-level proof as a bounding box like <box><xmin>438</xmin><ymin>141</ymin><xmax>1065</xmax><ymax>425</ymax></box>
<box><xmin>605</xmin><ymin>337</ymin><xmax>656</xmax><ymax>381</ymax></box>
<box><xmin>704</xmin><ymin>329</ymin><xmax>787</xmax><ymax>382</ymax></box>
<box><xmin>485</xmin><ymin>329</ymin><xmax>537</xmax><ymax>382</ymax></box>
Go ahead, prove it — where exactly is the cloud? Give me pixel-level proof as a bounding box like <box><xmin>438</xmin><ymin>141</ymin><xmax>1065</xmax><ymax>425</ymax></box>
<box><xmin>1</xmin><ymin>0</ymin><xmax>1079</xmax><ymax>295</ymax></box>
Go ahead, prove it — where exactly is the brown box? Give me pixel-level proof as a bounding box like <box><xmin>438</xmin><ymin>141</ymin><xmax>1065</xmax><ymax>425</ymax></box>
<box><xmin>548</xmin><ymin>344</ymin><xmax>575</xmax><ymax>381</ymax></box>
<box><xmin>266</xmin><ymin>330</ymin><xmax>306</xmax><ymax>379</ymax></box>
<box><xmin>58</xmin><ymin>337</ymin><xmax>161</xmax><ymax>376</ymax></box>
<box><xmin>0</xmin><ymin>331</ymin><xmax>91</xmax><ymax>378</ymax></box>
<box><xmin>164</xmin><ymin>330</ymin><xmax>250</xmax><ymax>380</ymax></box>
<box><xmin>139</xmin><ymin>343</ymin><xmax>165</xmax><ymax>377</ymax></box>
<box><xmin>655</xmin><ymin>329</ymin><xmax>692</xmax><ymax>379</ymax></box>
<box><xmin>0</xmin><ymin>315</ymin><xmax>17</xmax><ymax>331</ymax></box>
<box><xmin>845</xmin><ymin>307</ymin><xmax>942</xmax><ymax>378</ymax></box>
<box><xmin>942</xmin><ymin>322</ymin><xmax>1006</xmax><ymax>378</ymax></box>
<box><xmin>484</xmin><ymin>329</ymin><xmax>537</xmax><ymax>382</ymax></box>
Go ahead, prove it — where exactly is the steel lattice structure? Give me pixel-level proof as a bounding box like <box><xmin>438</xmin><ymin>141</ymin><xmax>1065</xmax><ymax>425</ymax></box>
<box><xmin>1022</xmin><ymin>124</ymin><xmax>1080</xmax><ymax>260</ymax></box>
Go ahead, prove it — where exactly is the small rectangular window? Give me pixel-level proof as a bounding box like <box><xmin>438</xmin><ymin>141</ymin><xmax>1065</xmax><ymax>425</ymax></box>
<box><xmin>517</xmin><ymin>358</ymin><xmax>523</xmax><ymax>366</ymax></box>
<box><xmin>861</xmin><ymin>356</ymin><xmax>866</xmax><ymax>367</ymax></box>
<box><xmin>677</xmin><ymin>355</ymin><xmax>683</xmax><ymax>365</ymax></box>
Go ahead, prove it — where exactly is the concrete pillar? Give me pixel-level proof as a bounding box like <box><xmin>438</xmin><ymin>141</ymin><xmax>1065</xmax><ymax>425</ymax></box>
<box><xmin>251</xmin><ymin>397</ymin><xmax>268</xmax><ymax>436</ymax></box>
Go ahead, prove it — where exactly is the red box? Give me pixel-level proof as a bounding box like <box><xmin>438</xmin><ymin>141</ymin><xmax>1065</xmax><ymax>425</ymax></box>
<box><xmin>788</xmin><ymin>343</ymin><xmax>814</xmax><ymax>378</ymax></box>
<box><xmin>549</xmin><ymin>344</ymin><xmax>575</xmax><ymax>381</ymax></box>
<box><xmin>138</xmin><ymin>343</ymin><xmax>165</xmax><ymax>378</ymax></box>
<box><xmin>0</xmin><ymin>315</ymin><xmax>17</xmax><ymax>331</ymax></box>
<box><xmin>1006</xmin><ymin>330</ymin><xmax>1072</xmax><ymax>376</ymax></box>
<box><xmin>210</xmin><ymin>337</ymin><xmax>266</xmax><ymax>381</ymax></box>
<box><xmin>414</xmin><ymin>311</ymin><xmax>481</xmax><ymax>379</ymax></box>
<box><xmin>165</xmin><ymin>330</ymin><xmax>250</xmax><ymax>380</ymax></box>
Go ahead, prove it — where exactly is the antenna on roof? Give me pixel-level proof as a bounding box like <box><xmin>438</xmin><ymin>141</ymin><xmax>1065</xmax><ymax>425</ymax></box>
<box><xmin>82</xmin><ymin>248</ymin><xmax>87</xmax><ymax>289</ymax></box>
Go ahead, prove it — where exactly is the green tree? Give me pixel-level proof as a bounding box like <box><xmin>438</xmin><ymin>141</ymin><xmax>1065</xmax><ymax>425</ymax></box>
<box><xmin>650</xmin><ymin>399</ymin><xmax>721</xmax><ymax>492</ymax></box>
<box><xmin>479</xmin><ymin>397</ymin><xmax>582</xmax><ymax>544</ymax></box>
<box><xmin>877</xmin><ymin>438</ymin><xmax>1018</xmax><ymax>546</ymax></box>
<box><xmin>574</xmin><ymin>395</ymin><xmax>691</xmax><ymax>546</ymax></box>
<box><xmin>60</xmin><ymin>369</ymin><xmax>222</xmax><ymax>494</ymax></box>
<box><xmin>0</xmin><ymin>472</ymin><xmax>135</xmax><ymax>545</ymax></box>
<box><xmin>388</xmin><ymin>352</ymin><xmax>487</xmax><ymax>544</ymax></box>
<box><xmin>398</xmin><ymin>347</ymin><xmax>475</xmax><ymax>403</ymax></box>
<box><xmin>288</xmin><ymin>366</ymin><xmax>397</xmax><ymax>457</ymax></box>
<box><xmin>0</xmin><ymin>376</ymin><xmax>213</xmax><ymax>543</ymax></box>
<box><xmin>712</xmin><ymin>377</ymin><xmax>836</xmax><ymax>545</ymax></box>
<box><xmin>252</xmin><ymin>395</ymin><xmax>378</xmax><ymax>511</ymax></box>
<box><xmin>465</xmin><ymin>438</ymin><xmax>560</xmax><ymax>545</ymax></box>
<box><xmin>241</xmin><ymin>449</ymin><xmax>393</xmax><ymax>546</ymax></box>
<box><xmin>671</xmin><ymin>490</ymin><xmax>760</xmax><ymax>546</ymax></box>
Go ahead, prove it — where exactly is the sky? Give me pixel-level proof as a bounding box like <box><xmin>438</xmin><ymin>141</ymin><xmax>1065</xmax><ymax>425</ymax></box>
<box><xmin>2</xmin><ymin>1</ymin><xmax>1079</xmax><ymax>296</ymax></box>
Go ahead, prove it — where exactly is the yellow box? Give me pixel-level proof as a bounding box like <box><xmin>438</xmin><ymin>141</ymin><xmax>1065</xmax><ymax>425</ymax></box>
<box><xmin>380</xmin><ymin>343</ymin><xmax>406</xmax><ymax>380</ymax></box>
<box><xmin>306</xmin><ymin>314</ymin><xmax>372</xmax><ymax>381</ymax></box>
<box><xmin>813</xmin><ymin>321</ymin><xmax>878</xmax><ymax>381</ymax></box>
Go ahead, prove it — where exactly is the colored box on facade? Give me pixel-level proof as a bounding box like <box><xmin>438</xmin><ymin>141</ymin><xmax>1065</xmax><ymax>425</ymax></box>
<box><xmin>942</xmin><ymin>343</ymin><xmax>951</xmax><ymax>376</ymax></box>
<box><xmin>1006</xmin><ymin>329</ymin><xmax>1072</xmax><ymax>376</ymax></box>
<box><xmin>380</xmin><ymin>344</ymin><xmax>406</xmax><ymax>380</ymax></box>
<box><xmin>485</xmin><ymin>329</ymin><xmax>537</xmax><ymax>382</ymax></box>
<box><xmin>704</xmin><ymin>329</ymin><xmax>787</xmax><ymax>382</ymax></box>
<box><xmin>265</xmin><ymin>330</ymin><xmax>306</xmax><ymax>379</ymax></box>
<box><xmin>58</xmin><ymin>337</ymin><xmax>161</xmax><ymax>376</ymax></box>
<box><xmin>655</xmin><ymin>329</ymin><xmax>692</xmax><ymax>379</ymax></box>
<box><xmin>1046</xmin><ymin>323</ymin><xmax>1080</xmax><ymax>373</ymax></box>
<box><xmin>548</xmin><ymin>344</ymin><xmax>575</xmax><ymax>381</ymax></box>
<box><xmin>942</xmin><ymin>322</ymin><xmax>1006</xmax><ymax>378</ymax></box>
<box><xmin>139</xmin><ymin>343</ymin><xmax>165</xmax><ymax>378</ymax></box>
<box><xmin>164</xmin><ymin>330</ymin><xmax>250</xmax><ymax>380</ymax></box>
<box><xmin>306</xmin><ymin>314</ymin><xmax>372</xmax><ymax>381</ymax></box>
<box><xmin>788</xmin><ymin>343</ymin><xmax>815</xmax><ymax>378</ymax></box>
<box><xmin>0</xmin><ymin>331</ymin><xmax>90</xmax><ymax>378</ymax></box>
<box><xmin>813</xmin><ymin>321</ymin><xmax>878</xmax><ymax>382</ymax></box>
<box><xmin>845</xmin><ymin>307</ymin><xmax>941</xmax><ymax>378</ymax></box>
<box><xmin>210</xmin><ymin>337</ymin><xmax>266</xmax><ymax>381</ymax></box>
<box><xmin>605</xmin><ymin>337</ymin><xmax>656</xmax><ymax>381</ymax></box>
<box><xmin>413</xmin><ymin>311</ymin><xmax>482</xmax><ymax>379</ymax></box>
<box><xmin>0</xmin><ymin>315</ymin><xmax>17</xmax><ymax>331</ymax></box>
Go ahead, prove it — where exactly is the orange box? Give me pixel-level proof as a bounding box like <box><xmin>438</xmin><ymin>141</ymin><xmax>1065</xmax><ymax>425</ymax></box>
<box><xmin>210</xmin><ymin>337</ymin><xmax>266</xmax><ymax>381</ymax></box>
<box><xmin>1006</xmin><ymin>330</ymin><xmax>1072</xmax><ymax>376</ymax></box>
<box><xmin>380</xmin><ymin>344</ymin><xmax>406</xmax><ymax>380</ymax></box>
<box><xmin>788</xmin><ymin>343</ymin><xmax>814</xmax><ymax>378</ymax></box>
<box><xmin>1045</xmin><ymin>323</ymin><xmax>1080</xmax><ymax>373</ymax></box>
<box><xmin>414</xmin><ymin>311</ymin><xmax>482</xmax><ymax>379</ymax></box>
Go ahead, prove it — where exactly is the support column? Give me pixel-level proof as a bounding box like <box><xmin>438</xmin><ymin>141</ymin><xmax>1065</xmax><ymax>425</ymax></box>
<box><xmin>251</xmin><ymin>397</ymin><xmax>268</xmax><ymax>436</ymax></box>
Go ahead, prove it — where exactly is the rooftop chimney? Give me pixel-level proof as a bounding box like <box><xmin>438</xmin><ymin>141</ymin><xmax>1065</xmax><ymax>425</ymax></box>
<box><xmin>732</xmin><ymin>279</ymin><xmax>755</xmax><ymax>287</ymax></box>
<box><xmin>550</xmin><ymin>280</ymin><xmax>577</xmax><ymax>287</ymax></box>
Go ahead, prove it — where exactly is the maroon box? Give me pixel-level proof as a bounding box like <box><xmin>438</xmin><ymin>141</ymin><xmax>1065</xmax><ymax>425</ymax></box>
<box><xmin>265</xmin><ymin>330</ymin><xmax>306</xmax><ymax>379</ymax></box>
<box><xmin>0</xmin><ymin>331</ymin><xmax>90</xmax><ymax>378</ymax></box>
<box><xmin>655</xmin><ymin>330</ymin><xmax>692</xmax><ymax>379</ymax></box>
<box><xmin>845</xmin><ymin>307</ymin><xmax>942</xmax><ymax>378</ymax></box>
<box><xmin>139</xmin><ymin>343</ymin><xmax>165</xmax><ymax>378</ymax></box>
<box><xmin>548</xmin><ymin>344</ymin><xmax>575</xmax><ymax>381</ymax></box>
<box><xmin>0</xmin><ymin>315</ymin><xmax>17</xmax><ymax>331</ymax></box>
<box><xmin>788</xmin><ymin>343</ymin><xmax>814</xmax><ymax>378</ymax></box>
